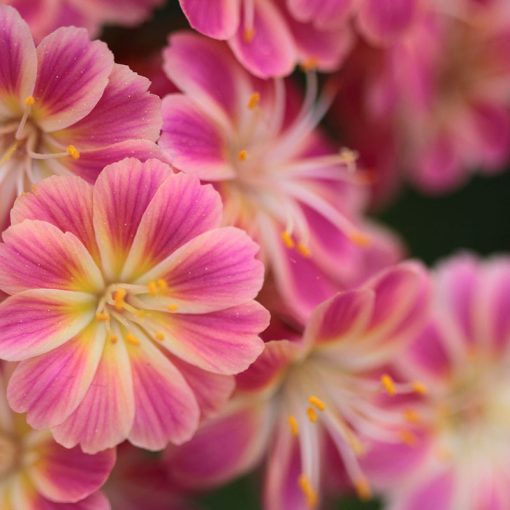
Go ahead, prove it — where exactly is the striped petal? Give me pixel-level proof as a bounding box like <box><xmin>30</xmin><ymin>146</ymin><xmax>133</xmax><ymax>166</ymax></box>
<box><xmin>179</xmin><ymin>0</ymin><xmax>240</xmax><ymax>39</ymax></box>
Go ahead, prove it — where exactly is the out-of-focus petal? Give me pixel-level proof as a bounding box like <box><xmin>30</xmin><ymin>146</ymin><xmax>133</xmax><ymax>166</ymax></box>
<box><xmin>180</xmin><ymin>0</ymin><xmax>240</xmax><ymax>39</ymax></box>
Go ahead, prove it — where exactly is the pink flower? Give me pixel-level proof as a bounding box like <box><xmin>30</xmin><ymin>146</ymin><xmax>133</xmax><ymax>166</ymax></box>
<box><xmin>160</xmin><ymin>32</ymin><xmax>404</xmax><ymax>320</ymax></box>
<box><xmin>0</xmin><ymin>157</ymin><xmax>268</xmax><ymax>454</ymax></box>
<box><xmin>165</xmin><ymin>263</ymin><xmax>430</xmax><ymax>509</ymax></box>
<box><xmin>0</xmin><ymin>363</ymin><xmax>115</xmax><ymax>510</ymax></box>
<box><xmin>5</xmin><ymin>0</ymin><xmax>165</xmax><ymax>40</ymax></box>
<box><xmin>0</xmin><ymin>5</ymin><xmax>162</xmax><ymax>231</ymax></box>
<box><xmin>385</xmin><ymin>254</ymin><xmax>510</xmax><ymax>510</ymax></box>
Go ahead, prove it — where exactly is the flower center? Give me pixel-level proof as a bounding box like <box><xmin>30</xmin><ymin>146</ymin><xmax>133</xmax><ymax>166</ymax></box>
<box><xmin>0</xmin><ymin>96</ymin><xmax>80</xmax><ymax>194</ymax></box>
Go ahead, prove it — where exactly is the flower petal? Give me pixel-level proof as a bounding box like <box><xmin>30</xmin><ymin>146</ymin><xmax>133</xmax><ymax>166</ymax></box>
<box><xmin>160</xmin><ymin>94</ymin><xmax>234</xmax><ymax>180</ymax></box>
<box><xmin>145</xmin><ymin>302</ymin><xmax>267</xmax><ymax>374</ymax></box>
<box><xmin>0</xmin><ymin>5</ymin><xmax>37</xmax><ymax>117</ymax></box>
<box><xmin>0</xmin><ymin>290</ymin><xmax>94</xmax><ymax>361</ymax></box>
<box><xmin>121</xmin><ymin>171</ymin><xmax>223</xmax><ymax>280</ymax></box>
<box><xmin>30</xmin><ymin>491</ymin><xmax>111</xmax><ymax>510</ymax></box>
<box><xmin>0</xmin><ymin>220</ymin><xmax>104</xmax><ymax>294</ymax></box>
<box><xmin>55</xmin><ymin>63</ymin><xmax>162</xmax><ymax>149</ymax></box>
<box><xmin>33</xmin><ymin>27</ymin><xmax>114</xmax><ymax>131</ymax></box>
<box><xmin>52</xmin><ymin>334</ymin><xmax>135</xmax><ymax>453</ymax></box>
<box><xmin>7</xmin><ymin>322</ymin><xmax>105</xmax><ymax>428</ymax></box>
<box><xmin>92</xmin><ymin>158</ymin><xmax>171</xmax><ymax>280</ymax></box>
<box><xmin>286</xmin><ymin>0</ymin><xmax>353</xmax><ymax>29</ymax></box>
<box><xmin>229</xmin><ymin>0</ymin><xmax>296</xmax><ymax>78</ymax></box>
<box><xmin>127</xmin><ymin>332</ymin><xmax>200</xmax><ymax>449</ymax></box>
<box><xmin>180</xmin><ymin>0</ymin><xmax>240</xmax><ymax>39</ymax></box>
<box><xmin>137</xmin><ymin>227</ymin><xmax>264</xmax><ymax>313</ymax></box>
<box><xmin>29</xmin><ymin>443</ymin><xmax>115</xmax><ymax>503</ymax></box>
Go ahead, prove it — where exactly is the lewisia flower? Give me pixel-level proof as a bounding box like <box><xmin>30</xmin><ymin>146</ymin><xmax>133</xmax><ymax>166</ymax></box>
<box><xmin>0</xmin><ymin>363</ymin><xmax>115</xmax><ymax>510</ymax></box>
<box><xmin>4</xmin><ymin>0</ymin><xmax>164</xmax><ymax>40</ymax></box>
<box><xmin>0</xmin><ymin>5</ymin><xmax>161</xmax><ymax>231</ymax></box>
<box><xmin>385</xmin><ymin>254</ymin><xmax>510</xmax><ymax>510</ymax></box>
<box><xmin>0</xmin><ymin>158</ymin><xmax>268</xmax><ymax>454</ymax></box>
<box><xmin>160</xmin><ymin>32</ymin><xmax>403</xmax><ymax>320</ymax></box>
<box><xmin>166</xmin><ymin>263</ymin><xmax>430</xmax><ymax>509</ymax></box>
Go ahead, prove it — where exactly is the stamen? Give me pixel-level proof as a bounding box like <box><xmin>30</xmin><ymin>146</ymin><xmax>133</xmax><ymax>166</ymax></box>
<box><xmin>113</xmin><ymin>288</ymin><xmax>127</xmax><ymax>310</ymax></box>
<box><xmin>308</xmin><ymin>395</ymin><xmax>326</xmax><ymax>411</ymax></box>
<box><xmin>247</xmin><ymin>92</ymin><xmax>260</xmax><ymax>109</ymax></box>
<box><xmin>354</xmin><ymin>477</ymin><xmax>372</xmax><ymax>501</ymax></box>
<box><xmin>381</xmin><ymin>374</ymin><xmax>396</xmax><ymax>396</ymax></box>
<box><xmin>0</xmin><ymin>142</ymin><xmax>18</xmax><ymax>166</ymax></box>
<box><xmin>109</xmin><ymin>334</ymin><xmax>118</xmax><ymax>344</ymax></box>
<box><xmin>148</xmin><ymin>281</ymin><xmax>158</xmax><ymax>296</ymax></box>
<box><xmin>281</xmin><ymin>230</ymin><xmax>295</xmax><ymax>249</ymax></box>
<box><xmin>96</xmin><ymin>311</ymin><xmax>110</xmax><ymax>321</ymax></box>
<box><xmin>306</xmin><ymin>407</ymin><xmax>318</xmax><ymax>423</ymax></box>
<box><xmin>167</xmin><ymin>304</ymin><xmax>178</xmax><ymax>312</ymax></box>
<box><xmin>349</xmin><ymin>231</ymin><xmax>372</xmax><ymax>248</ymax></box>
<box><xmin>157</xmin><ymin>279</ymin><xmax>168</xmax><ymax>292</ymax></box>
<box><xmin>403</xmin><ymin>409</ymin><xmax>421</xmax><ymax>424</ymax></box>
<box><xmin>25</xmin><ymin>96</ymin><xmax>35</xmax><ymax>106</ymax></box>
<box><xmin>154</xmin><ymin>331</ymin><xmax>165</xmax><ymax>342</ymax></box>
<box><xmin>15</xmin><ymin>96</ymin><xmax>35</xmax><ymax>140</ymax></box>
<box><xmin>297</xmin><ymin>243</ymin><xmax>311</xmax><ymax>257</ymax></box>
<box><xmin>288</xmin><ymin>415</ymin><xmax>299</xmax><ymax>436</ymax></box>
<box><xmin>66</xmin><ymin>145</ymin><xmax>80</xmax><ymax>160</ymax></box>
<box><xmin>148</xmin><ymin>279</ymin><xmax>168</xmax><ymax>295</ymax></box>
<box><xmin>399</xmin><ymin>430</ymin><xmax>418</xmax><ymax>447</ymax></box>
<box><xmin>300</xmin><ymin>58</ymin><xmax>318</xmax><ymax>72</ymax></box>
<box><xmin>412</xmin><ymin>381</ymin><xmax>428</xmax><ymax>395</ymax></box>
<box><xmin>125</xmin><ymin>334</ymin><xmax>140</xmax><ymax>346</ymax></box>
<box><xmin>298</xmin><ymin>474</ymin><xmax>318</xmax><ymax>509</ymax></box>
<box><xmin>238</xmin><ymin>149</ymin><xmax>248</xmax><ymax>161</ymax></box>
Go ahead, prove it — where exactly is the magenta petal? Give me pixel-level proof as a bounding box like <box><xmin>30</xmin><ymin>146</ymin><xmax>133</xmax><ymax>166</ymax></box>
<box><xmin>33</xmin><ymin>27</ymin><xmax>114</xmax><ymax>131</ymax></box>
<box><xmin>122</xmin><ymin>171</ymin><xmax>223</xmax><ymax>279</ymax></box>
<box><xmin>0</xmin><ymin>5</ymin><xmax>37</xmax><ymax>115</ymax></box>
<box><xmin>180</xmin><ymin>0</ymin><xmax>240</xmax><ymax>39</ymax></box>
<box><xmin>31</xmin><ymin>491</ymin><xmax>111</xmax><ymax>510</ymax></box>
<box><xmin>29</xmin><ymin>443</ymin><xmax>115</xmax><ymax>503</ymax></box>
<box><xmin>286</xmin><ymin>0</ymin><xmax>353</xmax><ymax>28</ymax></box>
<box><xmin>11</xmin><ymin>175</ymin><xmax>98</xmax><ymax>258</ymax></box>
<box><xmin>128</xmin><ymin>338</ymin><xmax>200</xmax><ymax>449</ymax></box>
<box><xmin>160</xmin><ymin>94</ymin><xmax>234</xmax><ymax>180</ymax></box>
<box><xmin>60</xmin><ymin>64</ymin><xmax>162</xmax><ymax>148</ymax></box>
<box><xmin>357</xmin><ymin>0</ymin><xmax>420</xmax><ymax>45</ymax></box>
<box><xmin>166</xmin><ymin>401</ymin><xmax>270</xmax><ymax>489</ymax></box>
<box><xmin>7</xmin><ymin>324</ymin><xmax>105</xmax><ymax>428</ymax></box>
<box><xmin>229</xmin><ymin>0</ymin><xmax>296</xmax><ymax>78</ymax></box>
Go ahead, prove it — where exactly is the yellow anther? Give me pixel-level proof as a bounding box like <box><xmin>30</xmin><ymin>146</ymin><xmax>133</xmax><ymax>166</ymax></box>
<box><xmin>243</xmin><ymin>28</ymin><xmax>255</xmax><ymax>43</ymax></box>
<box><xmin>403</xmin><ymin>409</ymin><xmax>421</xmax><ymax>424</ymax></box>
<box><xmin>0</xmin><ymin>142</ymin><xmax>18</xmax><ymax>166</ymax></box>
<box><xmin>109</xmin><ymin>334</ymin><xmax>118</xmax><ymax>344</ymax></box>
<box><xmin>155</xmin><ymin>331</ymin><xmax>165</xmax><ymax>342</ymax></box>
<box><xmin>399</xmin><ymin>430</ymin><xmax>417</xmax><ymax>447</ymax></box>
<box><xmin>354</xmin><ymin>477</ymin><xmax>372</xmax><ymax>501</ymax></box>
<box><xmin>298</xmin><ymin>474</ymin><xmax>318</xmax><ymax>509</ymax></box>
<box><xmin>125</xmin><ymin>334</ymin><xmax>140</xmax><ymax>346</ymax></box>
<box><xmin>308</xmin><ymin>395</ymin><xmax>326</xmax><ymax>411</ymax></box>
<box><xmin>148</xmin><ymin>281</ymin><xmax>158</xmax><ymax>295</ymax></box>
<box><xmin>238</xmin><ymin>149</ymin><xmax>248</xmax><ymax>161</ymax></box>
<box><xmin>247</xmin><ymin>92</ymin><xmax>260</xmax><ymax>109</ymax></box>
<box><xmin>349</xmin><ymin>231</ymin><xmax>371</xmax><ymax>248</ymax></box>
<box><xmin>167</xmin><ymin>304</ymin><xmax>179</xmax><ymax>312</ymax></box>
<box><xmin>300</xmin><ymin>58</ymin><xmax>318</xmax><ymax>72</ymax></box>
<box><xmin>24</xmin><ymin>96</ymin><xmax>35</xmax><ymax>106</ymax></box>
<box><xmin>348</xmin><ymin>434</ymin><xmax>366</xmax><ymax>456</ymax></box>
<box><xmin>281</xmin><ymin>230</ymin><xmax>295</xmax><ymax>249</ymax></box>
<box><xmin>297</xmin><ymin>243</ymin><xmax>311</xmax><ymax>257</ymax></box>
<box><xmin>288</xmin><ymin>415</ymin><xmax>299</xmax><ymax>436</ymax></box>
<box><xmin>66</xmin><ymin>145</ymin><xmax>80</xmax><ymax>160</ymax></box>
<box><xmin>306</xmin><ymin>407</ymin><xmax>318</xmax><ymax>423</ymax></box>
<box><xmin>113</xmin><ymin>288</ymin><xmax>127</xmax><ymax>311</ymax></box>
<box><xmin>381</xmin><ymin>374</ymin><xmax>396</xmax><ymax>396</ymax></box>
<box><xmin>339</xmin><ymin>147</ymin><xmax>358</xmax><ymax>165</ymax></box>
<box><xmin>157</xmin><ymin>279</ymin><xmax>168</xmax><ymax>292</ymax></box>
<box><xmin>412</xmin><ymin>381</ymin><xmax>428</xmax><ymax>395</ymax></box>
<box><xmin>95</xmin><ymin>311</ymin><xmax>110</xmax><ymax>321</ymax></box>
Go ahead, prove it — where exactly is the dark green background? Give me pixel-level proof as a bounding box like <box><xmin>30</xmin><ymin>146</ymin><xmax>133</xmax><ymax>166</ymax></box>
<box><xmin>102</xmin><ymin>2</ymin><xmax>510</xmax><ymax>508</ymax></box>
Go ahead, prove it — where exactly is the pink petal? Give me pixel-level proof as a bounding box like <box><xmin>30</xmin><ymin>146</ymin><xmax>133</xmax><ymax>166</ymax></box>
<box><xmin>29</xmin><ymin>443</ymin><xmax>115</xmax><ymax>503</ymax></box>
<box><xmin>160</xmin><ymin>94</ymin><xmax>234</xmax><ymax>180</ymax></box>
<box><xmin>92</xmin><ymin>158</ymin><xmax>171</xmax><ymax>280</ymax></box>
<box><xmin>147</xmin><ymin>302</ymin><xmax>267</xmax><ymax>374</ymax></box>
<box><xmin>0</xmin><ymin>5</ymin><xmax>36</xmax><ymax>115</ymax></box>
<box><xmin>128</xmin><ymin>337</ymin><xmax>200</xmax><ymax>449</ymax></box>
<box><xmin>229</xmin><ymin>0</ymin><xmax>296</xmax><ymax>78</ymax></box>
<box><xmin>81</xmin><ymin>0</ymin><xmax>165</xmax><ymax>26</ymax></box>
<box><xmin>0</xmin><ymin>220</ymin><xmax>103</xmax><ymax>294</ymax></box>
<box><xmin>138</xmin><ymin>227</ymin><xmax>264</xmax><ymax>313</ymax></box>
<box><xmin>11</xmin><ymin>175</ymin><xmax>98</xmax><ymax>260</ymax></box>
<box><xmin>357</xmin><ymin>0</ymin><xmax>420</xmax><ymax>45</ymax></box>
<box><xmin>52</xmin><ymin>336</ymin><xmax>135</xmax><ymax>454</ymax></box>
<box><xmin>121</xmin><ymin>171</ymin><xmax>223</xmax><ymax>280</ymax></box>
<box><xmin>7</xmin><ymin>323</ymin><xmax>105</xmax><ymax>428</ymax></box>
<box><xmin>286</xmin><ymin>0</ymin><xmax>353</xmax><ymax>28</ymax></box>
<box><xmin>0</xmin><ymin>290</ymin><xmax>94</xmax><ymax>361</ymax></box>
<box><xmin>33</xmin><ymin>27</ymin><xmax>114</xmax><ymax>131</ymax></box>
<box><xmin>163</xmin><ymin>32</ymin><xmax>247</xmax><ymax>122</ymax></box>
<box><xmin>30</xmin><ymin>492</ymin><xmax>111</xmax><ymax>510</ymax></box>
<box><xmin>179</xmin><ymin>0</ymin><xmax>240</xmax><ymax>39</ymax></box>
<box><xmin>57</xmin><ymin>64</ymin><xmax>162</xmax><ymax>149</ymax></box>
<box><xmin>166</xmin><ymin>400</ymin><xmax>270</xmax><ymax>488</ymax></box>
<box><xmin>0</xmin><ymin>169</ymin><xmax>17</xmax><ymax>232</ymax></box>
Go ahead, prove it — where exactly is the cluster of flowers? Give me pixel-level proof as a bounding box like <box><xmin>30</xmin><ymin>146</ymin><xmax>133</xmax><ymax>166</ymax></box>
<box><xmin>0</xmin><ymin>1</ymin><xmax>509</xmax><ymax>509</ymax></box>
